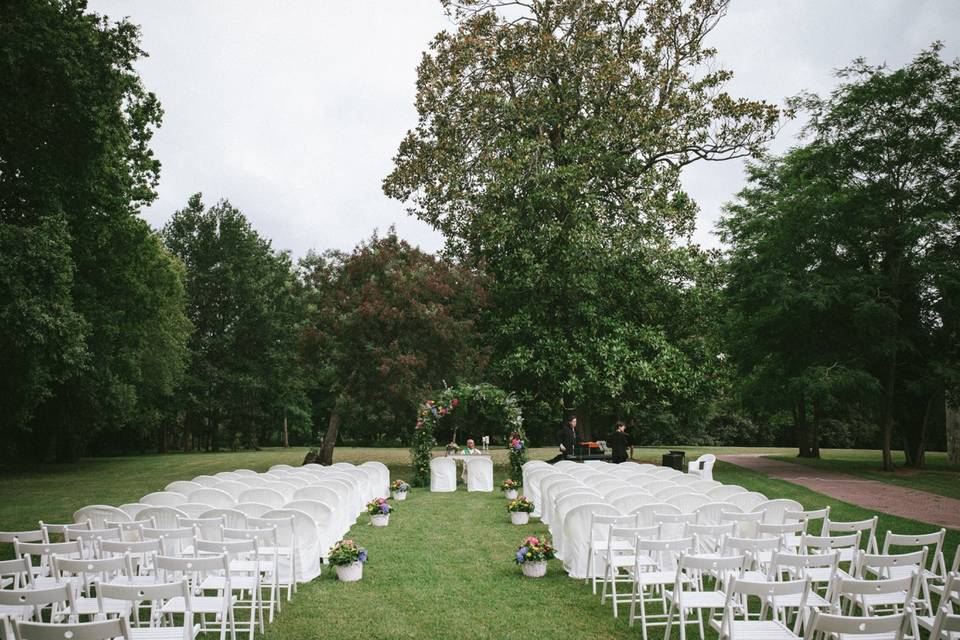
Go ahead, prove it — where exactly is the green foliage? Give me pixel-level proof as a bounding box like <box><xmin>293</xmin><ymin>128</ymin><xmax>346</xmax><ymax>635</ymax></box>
<box><xmin>506</xmin><ymin>496</ymin><xmax>535</xmax><ymax>513</ymax></box>
<box><xmin>327</xmin><ymin>539</ymin><xmax>367</xmax><ymax>567</ymax></box>
<box><xmin>298</xmin><ymin>231</ymin><xmax>488</xmax><ymax>463</ymax></box>
<box><xmin>162</xmin><ymin>194</ymin><xmax>309</xmax><ymax>452</ymax></box>
<box><xmin>384</xmin><ymin>0</ymin><xmax>781</xmax><ymax>435</ymax></box>
<box><xmin>720</xmin><ymin>43</ymin><xmax>960</xmax><ymax>466</ymax></box>
<box><xmin>410</xmin><ymin>382</ymin><xmax>525</xmax><ymax>486</ymax></box>
<box><xmin>0</xmin><ymin>0</ymin><xmax>189</xmax><ymax>463</ymax></box>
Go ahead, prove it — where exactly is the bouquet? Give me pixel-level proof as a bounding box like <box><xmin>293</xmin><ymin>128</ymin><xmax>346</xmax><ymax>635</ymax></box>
<box><xmin>366</xmin><ymin>497</ymin><xmax>392</xmax><ymax>516</ymax></box>
<box><xmin>390</xmin><ymin>480</ymin><xmax>410</xmax><ymax>492</ymax></box>
<box><xmin>515</xmin><ymin>536</ymin><xmax>556</xmax><ymax>564</ymax></box>
<box><xmin>506</xmin><ymin>496</ymin><xmax>534</xmax><ymax>513</ymax></box>
<box><xmin>500</xmin><ymin>479</ymin><xmax>519</xmax><ymax>492</ymax></box>
<box><xmin>328</xmin><ymin>539</ymin><xmax>368</xmax><ymax>566</ymax></box>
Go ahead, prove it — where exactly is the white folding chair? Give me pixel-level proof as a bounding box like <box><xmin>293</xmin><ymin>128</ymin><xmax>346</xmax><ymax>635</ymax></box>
<box><xmin>13</xmin><ymin>617</ymin><xmax>132</xmax><ymax>640</ymax></box>
<box><xmin>628</xmin><ymin>536</ymin><xmax>698</xmax><ymax>640</ymax></box>
<box><xmin>222</xmin><ymin>527</ymin><xmax>280</xmax><ymax>622</ymax></box>
<box><xmin>822</xmin><ymin>516</ymin><xmax>878</xmax><ymax>558</ymax></box>
<box><xmin>599</xmin><ymin>525</ymin><xmax>659</xmax><ymax>617</ymax></box>
<box><xmin>196</xmin><ymin>539</ymin><xmax>263</xmax><ymax>640</ymax></box>
<box><xmin>804</xmin><ymin>608</ymin><xmax>909</xmax><ymax>640</ymax></box>
<box><xmin>833</xmin><ymin>573</ymin><xmax>919</xmax><ymax>638</ymax></box>
<box><xmin>664</xmin><ymin>553</ymin><xmax>744</xmax><ymax>640</ymax></box>
<box><xmin>247</xmin><ymin>517</ymin><xmax>296</xmax><ymax>602</ymax></box>
<box><xmin>97</xmin><ymin>578</ymin><xmax>199</xmax><ymax>639</ymax></box>
<box><xmin>52</xmin><ymin>554</ymin><xmax>133</xmax><ymax>620</ymax></box>
<box><xmin>585</xmin><ymin>513</ymin><xmax>640</xmax><ymax>593</ymax></box>
<box><xmin>156</xmin><ymin>553</ymin><xmax>236</xmax><ymax>640</ymax></box>
<box><xmin>1</xmin><ymin>583</ymin><xmax>77</xmax><ymax>637</ymax></box>
<box><xmin>100</xmin><ymin>538</ymin><xmax>164</xmax><ymax>586</ymax></box>
<box><xmin>718</xmin><ymin>577</ymin><xmax>808</xmax><ymax>639</ymax></box>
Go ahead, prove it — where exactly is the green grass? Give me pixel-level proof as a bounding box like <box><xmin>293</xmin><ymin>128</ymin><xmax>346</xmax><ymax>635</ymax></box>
<box><xmin>766</xmin><ymin>450</ymin><xmax>960</xmax><ymax>501</ymax></box>
<box><xmin>1</xmin><ymin>447</ymin><xmax>957</xmax><ymax>639</ymax></box>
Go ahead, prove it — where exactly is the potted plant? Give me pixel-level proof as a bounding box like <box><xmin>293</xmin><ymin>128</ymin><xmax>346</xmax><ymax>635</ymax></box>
<box><xmin>515</xmin><ymin>535</ymin><xmax>555</xmax><ymax>578</ymax></box>
<box><xmin>367</xmin><ymin>497</ymin><xmax>392</xmax><ymax>526</ymax></box>
<box><xmin>506</xmin><ymin>496</ymin><xmax>534</xmax><ymax>525</ymax></box>
<box><xmin>328</xmin><ymin>539</ymin><xmax>367</xmax><ymax>582</ymax></box>
<box><xmin>500</xmin><ymin>478</ymin><xmax>519</xmax><ymax>500</ymax></box>
<box><xmin>390</xmin><ymin>479</ymin><xmax>410</xmax><ymax>501</ymax></box>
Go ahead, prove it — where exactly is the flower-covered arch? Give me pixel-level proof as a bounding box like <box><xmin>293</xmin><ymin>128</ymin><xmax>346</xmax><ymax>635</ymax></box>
<box><xmin>411</xmin><ymin>382</ymin><xmax>526</xmax><ymax>486</ymax></box>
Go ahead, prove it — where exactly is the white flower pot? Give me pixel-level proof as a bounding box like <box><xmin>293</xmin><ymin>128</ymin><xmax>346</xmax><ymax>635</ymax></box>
<box><xmin>371</xmin><ymin>513</ymin><xmax>390</xmax><ymax>527</ymax></box>
<box><xmin>504</xmin><ymin>489</ymin><xmax>518</xmax><ymax>500</ymax></box>
<box><xmin>392</xmin><ymin>490</ymin><xmax>407</xmax><ymax>501</ymax></box>
<box><xmin>335</xmin><ymin>561</ymin><xmax>363</xmax><ymax>582</ymax></box>
<box><xmin>521</xmin><ymin>561</ymin><xmax>547</xmax><ymax>578</ymax></box>
<box><xmin>510</xmin><ymin>511</ymin><xmax>530</xmax><ymax>525</ymax></box>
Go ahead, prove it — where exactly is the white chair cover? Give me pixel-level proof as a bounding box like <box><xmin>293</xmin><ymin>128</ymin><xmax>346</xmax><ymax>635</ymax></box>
<box><xmin>551</xmin><ymin>493</ymin><xmax>603</xmax><ymax>555</ymax></box>
<box><xmin>465</xmin><ymin>457</ymin><xmax>494</xmax><ymax>492</ymax></box>
<box><xmin>604</xmin><ymin>486</ymin><xmax>648</xmax><ymax>503</ymax></box>
<box><xmin>611</xmin><ymin>493</ymin><xmax>656</xmax><ymax>514</ymax></box>
<box><xmin>234</xmin><ymin>502</ymin><xmax>274</xmax><ymax>518</ymax></box>
<box><xmin>261</xmin><ymin>482</ymin><xmax>298</xmax><ymax>501</ymax></box>
<box><xmin>262</xmin><ymin>508</ymin><xmax>321</xmax><ymax>582</ymax></box>
<box><xmin>118</xmin><ymin>503</ymin><xmax>150</xmax><ymax>519</ymax></box>
<box><xmin>561</xmin><ymin>503</ymin><xmax>620</xmax><ymax>579</ymax></box>
<box><xmin>726</xmin><ymin>491</ymin><xmax>768</xmax><ymax>512</ymax></box>
<box><xmin>239</xmin><ymin>488</ymin><xmax>285</xmax><ymax>508</ymax></box>
<box><xmin>199</xmin><ymin>508</ymin><xmax>248</xmax><ymax>529</ymax></box>
<box><xmin>429</xmin><ymin>457</ymin><xmax>456</xmax><ymax>492</ymax></box>
<box><xmin>269</xmin><ymin>464</ymin><xmax>295</xmax><ymax>471</ymax></box>
<box><xmin>283</xmin><ymin>499</ymin><xmax>336</xmax><ymax>560</ymax></box>
<box><xmin>177</xmin><ymin>503</ymin><xmax>214</xmax><ymax>518</ymax></box>
<box><xmin>140</xmin><ymin>492</ymin><xmax>188</xmax><ymax>507</ymax></box>
<box><xmin>525</xmin><ymin>469</ymin><xmax>559</xmax><ymax>517</ymax></box>
<box><xmin>707</xmin><ymin>485</ymin><xmax>747</xmax><ymax>501</ymax></box>
<box><xmin>324</xmin><ymin>473</ymin><xmax>363</xmax><ymax>514</ymax></box>
<box><xmin>190</xmin><ymin>475</ymin><xmax>222</xmax><ymax>487</ymax></box>
<box><xmin>752</xmin><ymin>498</ymin><xmax>804</xmax><ymax>524</ymax></box>
<box><xmin>74</xmin><ymin>505</ymin><xmax>131</xmax><ymax>528</ymax></box>
<box><xmin>165</xmin><ymin>481</ymin><xmax>202</xmax><ymax>495</ymax></box>
<box><xmin>138</xmin><ymin>506</ymin><xmax>188</xmax><ymax>530</ymax></box>
<box><xmin>541</xmin><ymin>478</ymin><xmax>582</xmax><ymax>526</ymax></box>
<box><xmin>188</xmin><ymin>488</ymin><xmax>236</xmax><ymax>508</ymax></box>
<box><xmin>359</xmin><ymin>461</ymin><xmax>391</xmax><ymax>497</ymax></box>
<box><xmin>316</xmin><ymin>479</ymin><xmax>356</xmax><ymax>526</ymax></box>
<box><xmin>214</xmin><ymin>471</ymin><xmax>242</xmax><ymax>481</ymax></box>
<box><xmin>667</xmin><ymin>493</ymin><xmax>712</xmax><ymax>514</ymax></box>
<box><xmin>232</xmin><ymin>469</ymin><xmax>258</xmax><ymax>476</ymax></box>
<box><xmin>695</xmin><ymin>501</ymin><xmax>741</xmax><ymax>524</ymax></box>
<box><xmin>236</xmin><ymin>476</ymin><xmax>267</xmax><ymax>487</ymax></box>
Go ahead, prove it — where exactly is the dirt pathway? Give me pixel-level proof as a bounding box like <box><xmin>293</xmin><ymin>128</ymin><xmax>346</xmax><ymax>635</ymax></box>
<box><xmin>718</xmin><ymin>454</ymin><xmax>960</xmax><ymax>530</ymax></box>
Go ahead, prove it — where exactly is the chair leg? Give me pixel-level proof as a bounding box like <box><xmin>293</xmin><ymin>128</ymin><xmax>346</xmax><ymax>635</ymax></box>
<box><xmin>664</xmin><ymin>598</ymin><xmax>675</xmax><ymax>640</ymax></box>
<box><xmin>611</xmin><ymin>569</ymin><xmax>619</xmax><ymax>618</ymax></box>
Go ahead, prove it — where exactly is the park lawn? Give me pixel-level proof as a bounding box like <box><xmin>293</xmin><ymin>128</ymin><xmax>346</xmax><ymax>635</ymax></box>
<box><xmin>1</xmin><ymin>448</ymin><xmax>957</xmax><ymax>639</ymax></box>
<box><xmin>767</xmin><ymin>449</ymin><xmax>960</xmax><ymax>501</ymax></box>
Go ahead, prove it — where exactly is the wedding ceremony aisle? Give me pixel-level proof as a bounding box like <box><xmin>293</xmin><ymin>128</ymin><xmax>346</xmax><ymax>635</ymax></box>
<box><xmin>4</xmin><ymin>447</ymin><xmax>956</xmax><ymax>639</ymax></box>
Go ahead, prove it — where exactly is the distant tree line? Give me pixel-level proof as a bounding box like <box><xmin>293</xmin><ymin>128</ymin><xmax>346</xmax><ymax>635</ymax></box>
<box><xmin>2</xmin><ymin>0</ymin><xmax>957</xmax><ymax>469</ymax></box>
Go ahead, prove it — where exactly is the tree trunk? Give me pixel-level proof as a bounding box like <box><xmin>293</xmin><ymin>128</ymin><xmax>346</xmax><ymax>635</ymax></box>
<box><xmin>319</xmin><ymin>399</ymin><xmax>345</xmax><ymax>465</ymax></box>
<box><xmin>810</xmin><ymin>401</ymin><xmax>823</xmax><ymax>459</ymax></box>
<box><xmin>946</xmin><ymin>397</ymin><xmax>960</xmax><ymax>465</ymax></box>
<box><xmin>795</xmin><ymin>395</ymin><xmax>814</xmax><ymax>458</ymax></box>
<box><xmin>158</xmin><ymin>424</ymin><xmax>168</xmax><ymax>454</ymax></box>
<box><xmin>283</xmin><ymin>412</ymin><xmax>289</xmax><ymax>448</ymax></box>
<box><xmin>880</xmin><ymin>353</ymin><xmax>897</xmax><ymax>471</ymax></box>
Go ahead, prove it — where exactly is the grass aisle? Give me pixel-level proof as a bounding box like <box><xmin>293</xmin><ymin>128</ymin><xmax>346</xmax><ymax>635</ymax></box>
<box><xmin>263</xmin><ymin>486</ymin><xmax>646</xmax><ymax>640</ymax></box>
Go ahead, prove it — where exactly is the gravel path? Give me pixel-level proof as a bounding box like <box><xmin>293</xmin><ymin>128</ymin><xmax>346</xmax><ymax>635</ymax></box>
<box><xmin>718</xmin><ymin>454</ymin><xmax>960</xmax><ymax>530</ymax></box>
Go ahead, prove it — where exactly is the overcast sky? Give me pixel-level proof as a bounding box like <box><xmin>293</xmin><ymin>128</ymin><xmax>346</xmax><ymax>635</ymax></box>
<box><xmin>88</xmin><ymin>0</ymin><xmax>960</xmax><ymax>258</ymax></box>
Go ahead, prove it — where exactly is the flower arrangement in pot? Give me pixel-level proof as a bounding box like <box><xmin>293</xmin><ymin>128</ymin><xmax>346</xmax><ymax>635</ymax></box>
<box><xmin>506</xmin><ymin>496</ymin><xmax>534</xmax><ymax>525</ymax></box>
<box><xmin>500</xmin><ymin>478</ymin><xmax>519</xmax><ymax>500</ymax></box>
<box><xmin>390</xmin><ymin>479</ymin><xmax>410</xmax><ymax>501</ymax></box>
<box><xmin>367</xmin><ymin>497</ymin><xmax>392</xmax><ymax>526</ymax></box>
<box><xmin>515</xmin><ymin>536</ymin><xmax>555</xmax><ymax>578</ymax></box>
<box><xmin>328</xmin><ymin>539</ymin><xmax>368</xmax><ymax>582</ymax></box>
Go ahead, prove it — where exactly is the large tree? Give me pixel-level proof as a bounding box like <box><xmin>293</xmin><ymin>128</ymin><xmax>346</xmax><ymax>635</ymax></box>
<box><xmin>163</xmin><ymin>194</ymin><xmax>309</xmax><ymax>452</ymax></box>
<box><xmin>383</xmin><ymin>0</ymin><xmax>781</xmax><ymax>433</ymax></box>
<box><xmin>299</xmin><ymin>231</ymin><xmax>488</xmax><ymax>464</ymax></box>
<box><xmin>0</xmin><ymin>0</ymin><xmax>189</xmax><ymax>463</ymax></box>
<box><xmin>722</xmin><ymin>44</ymin><xmax>960</xmax><ymax>468</ymax></box>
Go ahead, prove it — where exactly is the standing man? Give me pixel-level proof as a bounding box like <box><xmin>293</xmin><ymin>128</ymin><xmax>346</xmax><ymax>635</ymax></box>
<box><xmin>609</xmin><ymin>421</ymin><xmax>633</xmax><ymax>464</ymax></box>
<box><xmin>548</xmin><ymin>414</ymin><xmax>580</xmax><ymax>464</ymax></box>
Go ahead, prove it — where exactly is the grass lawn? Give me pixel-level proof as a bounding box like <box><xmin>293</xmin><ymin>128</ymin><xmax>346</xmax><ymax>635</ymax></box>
<box><xmin>1</xmin><ymin>447</ymin><xmax>957</xmax><ymax>639</ymax></box>
<box><xmin>766</xmin><ymin>449</ymin><xmax>960</xmax><ymax>501</ymax></box>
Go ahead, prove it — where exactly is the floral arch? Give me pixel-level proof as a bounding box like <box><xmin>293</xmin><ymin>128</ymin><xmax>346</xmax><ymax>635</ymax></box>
<box><xmin>411</xmin><ymin>382</ymin><xmax>526</xmax><ymax>486</ymax></box>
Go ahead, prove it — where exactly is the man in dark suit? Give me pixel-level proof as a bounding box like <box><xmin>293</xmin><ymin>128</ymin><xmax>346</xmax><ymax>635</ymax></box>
<box><xmin>609</xmin><ymin>421</ymin><xmax>633</xmax><ymax>463</ymax></box>
<box><xmin>547</xmin><ymin>414</ymin><xmax>580</xmax><ymax>464</ymax></box>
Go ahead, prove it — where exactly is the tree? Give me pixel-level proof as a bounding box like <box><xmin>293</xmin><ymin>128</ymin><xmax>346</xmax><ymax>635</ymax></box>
<box><xmin>383</xmin><ymin>0</ymin><xmax>781</xmax><ymax>433</ymax></box>
<box><xmin>299</xmin><ymin>231</ymin><xmax>488</xmax><ymax>465</ymax></box>
<box><xmin>163</xmin><ymin>194</ymin><xmax>309</xmax><ymax>452</ymax></box>
<box><xmin>1</xmin><ymin>0</ymin><xmax>190</xmax><ymax>463</ymax></box>
<box><xmin>722</xmin><ymin>44</ymin><xmax>960</xmax><ymax>468</ymax></box>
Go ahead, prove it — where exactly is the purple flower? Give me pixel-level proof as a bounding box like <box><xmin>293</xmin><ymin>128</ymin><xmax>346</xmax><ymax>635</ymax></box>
<box><xmin>358</xmin><ymin>550</ymin><xmax>367</xmax><ymax>563</ymax></box>
<box><xmin>381</xmin><ymin>503</ymin><xmax>390</xmax><ymax>514</ymax></box>
<box><xmin>516</xmin><ymin>547</ymin><xmax>528</xmax><ymax>564</ymax></box>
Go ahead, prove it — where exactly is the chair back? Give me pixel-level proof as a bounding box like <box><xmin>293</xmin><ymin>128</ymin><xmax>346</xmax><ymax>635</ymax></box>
<box><xmin>13</xmin><ymin>618</ymin><xmax>131</xmax><ymax>640</ymax></box>
<box><xmin>806</xmin><ymin>609</ymin><xmax>908</xmax><ymax>639</ymax></box>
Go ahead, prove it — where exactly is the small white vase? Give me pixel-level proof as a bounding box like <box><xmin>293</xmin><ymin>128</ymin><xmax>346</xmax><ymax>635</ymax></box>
<box><xmin>392</xmin><ymin>490</ymin><xmax>407</xmax><ymax>501</ymax></box>
<box><xmin>335</xmin><ymin>561</ymin><xmax>363</xmax><ymax>582</ymax></box>
<box><xmin>510</xmin><ymin>511</ymin><xmax>530</xmax><ymax>525</ymax></box>
<box><xmin>504</xmin><ymin>489</ymin><xmax>518</xmax><ymax>500</ymax></box>
<box><xmin>521</xmin><ymin>561</ymin><xmax>547</xmax><ymax>578</ymax></box>
<box><xmin>371</xmin><ymin>513</ymin><xmax>390</xmax><ymax>527</ymax></box>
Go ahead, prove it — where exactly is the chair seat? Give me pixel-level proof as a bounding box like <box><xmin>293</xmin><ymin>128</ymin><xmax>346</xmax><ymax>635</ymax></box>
<box><xmin>162</xmin><ymin>595</ymin><xmax>236</xmax><ymax>614</ymax></box>
<box><xmin>130</xmin><ymin>624</ymin><xmax>201</xmax><ymax>639</ymax></box>
<box><xmin>75</xmin><ymin>597</ymin><xmax>133</xmax><ymax>617</ymax></box>
<box><xmin>605</xmin><ymin>554</ymin><xmax>656</xmax><ymax>569</ymax></box>
<box><xmin>636</xmin><ymin>571</ymin><xmax>686</xmax><ymax>586</ymax></box>
<box><xmin>770</xmin><ymin>591</ymin><xmax>831</xmax><ymax>610</ymax></box>
<box><xmin>807</xmin><ymin>567</ymin><xmax>849</xmax><ymax>584</ymax></box>
<box><xmin>665</xmin><ymin>590</ymin><xmax>728</xmax><ymax>609</ymax></box>
<box><xmin>859</xmin><ymin>592</ymin><xmax>909</xmax><ymax>609</ymax></box>
<box><xmin>200</xmin><ymin>576</ymin><xmax>260</xmax><ymax>591</ymax></box>
<box><xmin>591</xmin><ymin>539</ymin><xmax>634</xmax><ymax>552</ymax></box>
<box><xmin>724</xmin><ymin>620</ymin><xmax>800</xmax><ymax>639</ymax></box>
<box><xmin>229</xmin><ymin>560</ymin><xmax>274</xmax><ymax>574</ymax></box>
<box><xmin>0</xmin><ymin>604</ymin><xmax>32</xmax><ymax>620</ymax></box>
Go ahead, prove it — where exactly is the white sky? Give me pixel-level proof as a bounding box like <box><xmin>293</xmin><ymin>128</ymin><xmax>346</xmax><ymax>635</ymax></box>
<box><xmin>89</xmin><ymin>1</ymin><xmax>960</xmax><ymax>257</ymax></box>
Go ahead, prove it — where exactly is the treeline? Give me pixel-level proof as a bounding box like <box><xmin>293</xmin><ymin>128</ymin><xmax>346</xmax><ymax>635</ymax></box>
<box><xmin>2</xmin><ymin>1</ymin><xmax>958</xmax><ymax>469</ymax></box>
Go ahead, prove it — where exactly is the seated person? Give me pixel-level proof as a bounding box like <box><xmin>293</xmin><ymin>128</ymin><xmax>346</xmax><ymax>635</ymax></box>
<box><xmin>461</xmin><ymin>438</ymin><xmax>483</xmax><ymax>482</ymax></box>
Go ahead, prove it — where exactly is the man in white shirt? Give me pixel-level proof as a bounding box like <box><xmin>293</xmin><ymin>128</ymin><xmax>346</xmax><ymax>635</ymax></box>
<box><xmin>461</xmin><ymin>438</ymin><xmax>484</xmax><ymax>482</ymax></box>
